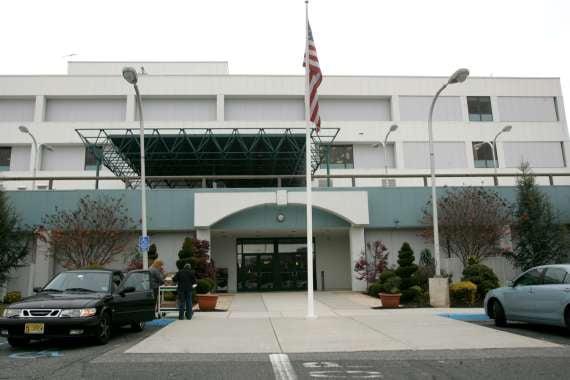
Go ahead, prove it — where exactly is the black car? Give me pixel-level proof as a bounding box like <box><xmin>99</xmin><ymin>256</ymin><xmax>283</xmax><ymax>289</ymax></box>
<box><xmin>0</xmin><ymin>269</ymin><xmax>155</xmax><ymax>347</ymax></box>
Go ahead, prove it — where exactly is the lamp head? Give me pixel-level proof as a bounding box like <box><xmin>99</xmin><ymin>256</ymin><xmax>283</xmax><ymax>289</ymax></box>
<box><xmin>389</xmin><ymin>124</ymin><xmax>399</xmax><ymax>132</ymax></box>
<box><xmin>502</xmin><ymin>125</ymin><xmax>512</xmax><ymax>133</ymax></box>
<box><xmin>18</xmin><ymin>125</ymin><xmax>30</xmax><ymax>134</ymax></box>
<box><xmin>122</xmin><ymin>67</ymin><xmax>138</xmax><ymax>85</ymax></box>
<box><xmin>372</xmin><ymin>143</ymin><xmax>381</xmax><ymax>148</ymax></box>
<box><xmin>44</xmin><ymin>145</ymin><xmax>55</xmax><ymax>152</ymax></box>
<box><xmin>448</xmin><ymin>68</ymin><xmax>470</xmax><ymax>84</ymax></box>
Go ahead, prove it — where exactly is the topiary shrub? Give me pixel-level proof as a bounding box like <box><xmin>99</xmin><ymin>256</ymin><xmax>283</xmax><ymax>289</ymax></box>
<box><xmin>461</xmin><ymin>264</ymin><xmax>499</xmax><ymax>301</ymax></box>
<box><xmin>395</xmin><ymin>242</ymin><xmax>419</xmax><ymax>303</ymax></box>
<box><xmin>449</xmin><ymin>281</ymin><xmax>477</xmax><ymax>306</ymax></box>
<box><xmin>3</xmin><ymin>291</ymin><xmax>21</xmax><ymax>304</ymax></box>
<box><xmin>379</xmin><ymin>270</ymin><xmax>396</xmax><ymax>283</ymax></box>
<box><xmin>196</xmin><ymin>278</ymin><xmax>213</xmax><ymax>294</ymax></box>
<box><xmin>380</xmin><ymin>276</ymin><xmax>402</xmax><ymax>294</ymax></box>
<box><xmin>402</xmin><ymin>285</ymin><xmax>424</xmax><ymax>304</ymax></box>
<box><xmin>367</xmin><ymin>282</ymin><xmax>383</xmax><ymax>297</ymax></box>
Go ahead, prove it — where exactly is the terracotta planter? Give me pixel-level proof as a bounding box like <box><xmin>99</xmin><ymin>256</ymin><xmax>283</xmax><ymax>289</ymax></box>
<box><xmin>197</xmin><ymin>294</ymin><xmax>218</xmax><ymax>311</ymax></box>
<box><xmin>378</xmin><ymin>293</ymin><xmax>401</xmax><ymax>308</ymax></box>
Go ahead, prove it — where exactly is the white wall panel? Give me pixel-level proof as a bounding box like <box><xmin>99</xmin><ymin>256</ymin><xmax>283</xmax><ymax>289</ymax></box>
<box><xmin>316</xmin><ymin>232</ymin><xmax>351</xmax><ymax>290</ymax></box>
<box><xmin>225</xmin><ymin>97</ymin><xmax>304</xmax><ymax>121</ymax></box>
<box><xmin>498</xmin><ymin>96</ymin><xmax>558</xmax><ymax>122</ymax></box>
<box><xmin>503</xmin><ymin>142</ymin><xmax>564</xmax><ymax>168</ymax></box>
<box><xmin>138</xmin><ymin>97</ymin><xmax>216</xmax><ymax>121</ymax></box>
<box><xmin>403</xmin><ymin>142</ymin><xmax>467</xmax><ymax>169</ymax></box>
<box><xmin>320</xmin><ymin>98</ymin><xmax>391</xmax><ymax>121</ymax></box>
<box><xmin>0</xmin><ymin>98</ymin><xmax>35</xmax><ymax>121</ymax></box>
<box><xmin>45</xmin><ymin>98</ymin><xmax>126</xmax><ymax>122</ymax></box>
<box><xmin>399</xmin><ymin>96</ymin><xmax>462</xmax><ymax>121</ymax></box>
<box><xmin>41</xmin><ymin>146</ymin><xmax>84</xmax><ymax>171</ymax></box>
<box><xmin>353</xmin><ymin>144</ymin><xmax>395</xmax><ymax>169</ymax></box>
<box><xmin>10</xmin><ymin>146</ymin><xmax>31</xmax><ymax>171</ymax></box>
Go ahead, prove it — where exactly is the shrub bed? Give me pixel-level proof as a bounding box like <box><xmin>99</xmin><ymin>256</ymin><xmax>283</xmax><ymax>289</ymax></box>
<box><xmin>449</xmin><ymin>281</ymin><xmax>477</xmax><ymax>306</ymax></box>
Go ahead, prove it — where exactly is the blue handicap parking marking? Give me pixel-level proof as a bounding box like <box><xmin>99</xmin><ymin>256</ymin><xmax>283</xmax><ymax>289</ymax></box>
<box><xmin>438</xmin><ymin>313</ymin><xmax>490</xmax><ymax>321</ymax></box>
<box><xmin>9</xmin><ymin>350</ymin><xmax>63</xmax><ymax>359</ymax></box>
<box><xmin>147</xmin><ymin>318</ymin><xmax>176</xmax><ymax>327</ymax></box>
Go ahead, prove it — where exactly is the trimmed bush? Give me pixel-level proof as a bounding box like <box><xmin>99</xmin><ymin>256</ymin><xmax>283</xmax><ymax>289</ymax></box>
<box><xmin>462</xmin><ymin>264</ymin><xmax>499</xmax><ymax>301</ymax></box>
<box><xmin>380</xmin><ymin>276</ymin><xmax>402</xmax><ymax>294</ymax></box>
<box><xmin>379</xmin><ymin>270</ymin><xmax>397</xmax><ymax>283</ymax></box>
<box><xmin>196</xmin><ymin>278</ymin><xmax>214</xmax><ymax>294</ymax></box>
<box><xmin>402</xmin><ymin>285</ymin><xmax>424</xmax><ymax>304</ymax></box>
<box><xmin>367</xmin><ymin>282</ymin><xmax>383</xmax><ymax>297</ymax></box>
<box><xmin>396</xmin><ymin>242</ymin><xmax>418</xmax><ymax>303</ymax></box>
<box><xmin>3</xmin><ymin>291</ymin><xmax>21</xmax><ymax>304</ymax></box>
<box><xmin>450</xmin><ymin>281</ymin><xmax>477</xmax><ymax>306</ymax></box>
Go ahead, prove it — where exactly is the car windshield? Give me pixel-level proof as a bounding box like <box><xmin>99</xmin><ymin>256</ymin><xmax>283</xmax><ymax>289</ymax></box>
<box><xmin>44</xmin><ymin>272</ymin><xmax>111</xmax><ymax>293</ymax></box>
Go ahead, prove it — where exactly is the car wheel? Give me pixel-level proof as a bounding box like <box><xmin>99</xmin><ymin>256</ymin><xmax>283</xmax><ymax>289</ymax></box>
<box><xmin>130</xmin><ymin>321</ymin><xmax>145</xmax><ymax>332</ymax></box>
<box><xmin>94</xmin><ymin>312</ymin><xmax>111</xmax><ymax>345</ymax></box>
<box><xmin>491</xmin><ymin>299</ymin><xmax>507</xmax><ymax>327</ymax></box>
<box><xmin>7</xmin><ymin>337</ymin><xmax>30</xmax><ymax>348</ymax></box>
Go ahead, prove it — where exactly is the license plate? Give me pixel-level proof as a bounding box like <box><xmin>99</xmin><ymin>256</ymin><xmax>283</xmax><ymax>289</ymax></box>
<box><xmin>24</xmin><ymin>323</ymin><xmax>45</xmax><ymax>335</ymax></box>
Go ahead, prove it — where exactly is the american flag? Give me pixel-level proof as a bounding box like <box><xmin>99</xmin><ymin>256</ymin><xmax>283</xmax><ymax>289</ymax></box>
<box><xmin>304</xmin><ymin>22</ymin><xmax>322</xmax><ymax>132</ymax></box>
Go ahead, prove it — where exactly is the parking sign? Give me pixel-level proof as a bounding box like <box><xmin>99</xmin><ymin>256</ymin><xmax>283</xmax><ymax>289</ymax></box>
<box><xmin>139</xmin><ymin>235</ymin><xmax>150</xmax><ymax>251</ymax></box>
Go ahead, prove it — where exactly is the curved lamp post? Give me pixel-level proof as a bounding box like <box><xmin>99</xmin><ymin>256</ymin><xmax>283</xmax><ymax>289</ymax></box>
<box><xmin>428</xmin><ymin>68</ymin><xmax>469</xmax><ymax>277</ymax></box>
<box><xmin>18</xmin><ymin>126</ymin><xmax>54</xmax><ymax>190</ymax></box>
<box><xmin>122</xmin><ymin>67</ymin><xmax>149</xmax><ymax>270</ymax></box>
<box><xmin>373</xmin><ymin>124</ymin><xmax>399</xmax><ymax>174</ymax></box>
<box><xmin>474</xmin><ymin>125</ymin><xmax>512</xmax><ymax>179</ymax></box>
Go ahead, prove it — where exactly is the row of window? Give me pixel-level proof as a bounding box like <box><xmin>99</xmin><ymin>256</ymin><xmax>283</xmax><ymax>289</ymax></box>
<box><xmin>0</xmin><ymin>96</ymin><xmax>561</xmax><ymax>123</ymax></box>
<box><xmin>0</xmin><ymin>146</ymin><xmax>100</xmax><ymax>172</ymax></box>
<box><xmin>515</xmin><ymin>267</ymin><xmax>570</xmax><ymax>286</ymax></box>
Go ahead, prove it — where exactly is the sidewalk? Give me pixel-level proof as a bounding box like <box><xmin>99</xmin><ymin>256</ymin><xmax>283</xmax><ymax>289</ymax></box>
<box><xmin>127</xmin><ymin>292</ymin><xmax>560</xmax><ymax>354</ymax></box>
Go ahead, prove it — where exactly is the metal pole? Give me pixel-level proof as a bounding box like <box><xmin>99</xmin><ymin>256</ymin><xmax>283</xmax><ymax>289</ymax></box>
<box><xmin>27</xmin><ymin>134</ymin><xmax>38</xmax><ymax>191</ymax></box>
<box><xmin>304</xmin><ymin>0</ymin><xmax>316</xmax><ymax>319</ymax></box>
<box><xmin>428</xmin><ymin>84</ymin><xmax>447</xmax><ymax>277</ymax></box>
<box><xmin>134</xmin><ymin>84</ymin><xmax>149</xmax><ymax>270</ymax></box>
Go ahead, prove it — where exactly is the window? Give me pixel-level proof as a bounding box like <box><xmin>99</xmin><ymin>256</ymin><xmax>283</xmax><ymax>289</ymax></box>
<box><xmin>84</xmin><ymin>146</ymin><xmax>102</xmax><ymax>171</ymax></box>
<box><xmin>0</xmin><ymin>147</ymin><xmax>11</xmax><ymax>171</ymax></box>
<box><xmin>320</xmin><ymin>145</ymin><xmax>354</xmax><ymax>169</ymax></box>
<box><xmin>468</xmin><ymin>96</ymin><xmax>493</xmax><ymax>121</ymax></box>
<box><xmin>123</xmin><ymin>272</ymin><xmax>150</xmax><ymax>292</ymax></box>
<box><xmin>543</xmin><ymin>268</ymin><xmax>567</xmax><ymax>285</ymax></box>
<box><xmin>472</xmin><ymin>142</ymin><xmax>496</xmax><ymax>168</ymax></box>
<box><xmin>514</xmin><ymin>269</ymin><xmax>543</xmax><ymax>286</ymax></box>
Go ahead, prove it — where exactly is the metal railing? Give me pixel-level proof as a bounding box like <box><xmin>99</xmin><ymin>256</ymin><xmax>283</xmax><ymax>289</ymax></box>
<box><xmin>1</xmin><ymin>172</ymin><xmax>570</xmax><ymax>190</ymax></box>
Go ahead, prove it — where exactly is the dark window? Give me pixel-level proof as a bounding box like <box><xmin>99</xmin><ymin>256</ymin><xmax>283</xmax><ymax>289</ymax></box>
<box><xmin>543</xmin><ymin>268</ymin><xmax>567</xmax><ymax>285</ymax></box>
<box><xmin>514</xmin><ymin>268</ymin><xmax>543</xmax><ymax>286</ymax></box>
<box><xmin>321</xmin><ymin>145</ymin><xmax>354</xmax><ymax>169</ymax></box>
<box><xmin>84</xmin><ymin>146</ymin><xmax>102</xmax><ymax>171</ymax></box>
<box><xmin>0</xmin><ymin>147</ymin><xmax>11</xmax><ymax>171</ymax></box>
<box><xmin>472</xmin><ymin>142</ymin><xmax>496</xmax><ymax>168</ymax></box>
<box><xmin>468</xmin><ymin>96</ymin><xmax>493</xmax><ymax>122</ymax></box>
<box><xmin>123</xmin><ymin>272</ymin><xmax>150</xmax><ymax>292</ymax></box>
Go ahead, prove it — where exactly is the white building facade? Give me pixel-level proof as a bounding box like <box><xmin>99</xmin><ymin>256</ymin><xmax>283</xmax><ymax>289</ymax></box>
<box><xmin>1</xmin><ymin>61</ymin><xmax>569</xmax><ymax>296</ymax></box>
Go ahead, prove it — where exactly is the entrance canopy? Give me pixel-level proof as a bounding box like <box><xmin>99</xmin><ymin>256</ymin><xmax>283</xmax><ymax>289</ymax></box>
<box><xmin>76</xmin><ymin>128</ymin><xmax>338</xmax><ymax>188</ymax></box>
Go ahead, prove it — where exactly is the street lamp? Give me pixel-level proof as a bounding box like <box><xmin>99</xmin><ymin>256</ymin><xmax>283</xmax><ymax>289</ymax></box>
<box><xmin>474</xmin><ymin>125</ymin><xmax>512</xmax><ymax>176</ymax></box>
<box><xmin>18</xmin><ymin>126</ymin><xmax>54</xmax><ymax>190</ymax></box>
<box><xmin>373</xmin><ymin>124</ymin><xmax>399</xmax><ymax>174</ymax></box>
<box><xmin>428</xmin><ymin>68</ymin><xmax>469</xmax><ymax>277</ymax></box>
<box><xmin>122</xmin><ymin>67</ymin><xmax>149</xmax><ymax>270</ymax></box>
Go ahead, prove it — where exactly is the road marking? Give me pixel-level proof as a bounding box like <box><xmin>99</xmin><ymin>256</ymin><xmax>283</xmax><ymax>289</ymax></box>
<box><xmin>9</xmin><ymin>350</ymin><xmax>63</xmax><ymax>359</ymax></box>
<box><xmin>303</xmin><ymin>362</ymin><xmax>382</xmax><ymax>378</ymax></box>
<box><xmin>270</xmin><ymin>354</ymin><xmax>298</xmax><ymax>380</ymax></box>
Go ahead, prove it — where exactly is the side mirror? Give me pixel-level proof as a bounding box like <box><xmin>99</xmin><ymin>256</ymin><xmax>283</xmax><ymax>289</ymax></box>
<box><xmin>506</xmin><ymin>280</ymin><xmax>514</xmax><ymax>287</ymax></box>
<box><xmin>119</xmin><ymin>286</ymin><xmax>136</xmax><ymax>296</ymax></box>
<box><xmin>33</xmin><ymin>287</ymin><xmax>43</xmax><ymax>293</ymax></box>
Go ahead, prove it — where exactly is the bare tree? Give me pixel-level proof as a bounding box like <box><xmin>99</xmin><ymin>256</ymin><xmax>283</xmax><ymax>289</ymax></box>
<box><xmin>41</xmin><ymin>196</ymin><xmax>135</xmax><ymax>269</ymax></box>
<box><xmin>421</xmin><ymin>187</ymin><xmax>514</xmax><ymax>266</ymax></box>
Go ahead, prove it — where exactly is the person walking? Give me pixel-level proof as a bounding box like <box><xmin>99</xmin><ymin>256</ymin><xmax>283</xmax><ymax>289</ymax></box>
<box><xmin>173</xmin><ymin>263</ymin><xmax>197</xmax><ymax>320</ymax></box>
<box><xmin>149</xmin><ymin>259</ymin><xmax>165</xmax><ymax>317</ymax></box>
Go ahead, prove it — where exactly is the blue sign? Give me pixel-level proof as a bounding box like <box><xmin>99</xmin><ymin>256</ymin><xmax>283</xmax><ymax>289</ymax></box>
<box><xmin>139</xmin><ymin>235</ymin><xmax>150</xmax><ymax>251</ymax></box>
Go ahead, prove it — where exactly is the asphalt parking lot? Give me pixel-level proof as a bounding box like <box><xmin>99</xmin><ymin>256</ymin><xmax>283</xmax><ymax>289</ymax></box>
<box><xmin>1</xmin><ymin>319</ymin><xmax>570</xmax><ymax>379</ymax></box>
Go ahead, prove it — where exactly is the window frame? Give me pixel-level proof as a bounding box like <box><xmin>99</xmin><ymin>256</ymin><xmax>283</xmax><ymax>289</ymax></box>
<box><xmin>84</xmin><ymin>146</ymin><xmax>102</xmax><ymax>171</ymax></box>
<box><xmin>0</xmin><ymin>146</ymin><xmax>11</xmax><ymax>171</ymax></box>
<box><xmin>514</xmin><ymin>268</ymin><xmax>544</xmax><ymax>287</ymax></box>
<box><xmin>542</xmin><ymin>267</ymin><xmax>568</xmax><ymax>285</ymax></box>
<box><xmin>321</xmin><ymin>144</ymin><xmax>354</xmax><ymax>169</ymax></box>
<box><xmin>472</xmin><ymin>142</ymin><xmax>496</xmax><ymax>168</ymax></box>
<box><xmin>467</xmin><ymin>96</ymin><xmax>494</xmax><ymax>122</ymax></box>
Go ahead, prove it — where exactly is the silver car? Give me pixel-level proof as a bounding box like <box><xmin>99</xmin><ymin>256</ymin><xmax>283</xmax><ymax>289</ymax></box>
<box><xmin>485</xmin><ymin>264</ymin><xmax>570</xmax><ymax>329</ymax></box>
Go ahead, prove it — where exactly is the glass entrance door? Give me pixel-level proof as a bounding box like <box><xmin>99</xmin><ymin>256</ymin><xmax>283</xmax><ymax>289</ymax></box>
<box><xmin>237</xmin><ymin>238</ymin><xmax>315</xmax><ymax>292</ymax></box>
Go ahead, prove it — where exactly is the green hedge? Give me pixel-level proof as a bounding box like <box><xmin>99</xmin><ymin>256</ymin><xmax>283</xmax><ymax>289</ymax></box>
<box><xmin>449</xmin><ymin>281</ymin><xmax>477</xmax><ymax>306</ymax></box>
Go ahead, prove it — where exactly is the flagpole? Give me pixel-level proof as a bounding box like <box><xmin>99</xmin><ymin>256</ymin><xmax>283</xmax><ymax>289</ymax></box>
<box><xmin>304</xmin><ymin>0</ymin><xmax>316</xmax><ymax>319</ymax></box>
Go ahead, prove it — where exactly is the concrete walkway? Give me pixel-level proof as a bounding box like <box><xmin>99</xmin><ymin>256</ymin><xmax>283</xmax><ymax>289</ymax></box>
<box><xmin>127</xmin><ymin>292</ymin><xmax>560</xmax><ymax>354</ymax></box>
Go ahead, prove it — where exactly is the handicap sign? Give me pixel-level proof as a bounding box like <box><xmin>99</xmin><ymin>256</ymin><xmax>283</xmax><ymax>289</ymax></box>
<box><xmin>139</xmin><ymin>235</ymin><xmax>150</xmax><ymax>251</ymax></box>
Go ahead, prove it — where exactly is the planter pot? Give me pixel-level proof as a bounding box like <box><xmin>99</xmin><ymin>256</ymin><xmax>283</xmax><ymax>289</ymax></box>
<box><xmin>378</xmin><ymin>293</ymin><xmax>401</xmax><ymax>308</ymax></box>
<box><xmin>197</xmin><ymin>294</ymin><xmax>218</xmax><ymax>311</ymax></box>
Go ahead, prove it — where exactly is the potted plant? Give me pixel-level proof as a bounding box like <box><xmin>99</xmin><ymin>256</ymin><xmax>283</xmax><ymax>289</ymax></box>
<box><xmin>196</xmin><ymin>278</ymin><xmax>218</xmax><ymax>311</ymax></box>
<box><xmin>176</xmin><ymin>237</ymin><xmax>218</xmax><ymax>311</ymax></box>
<box><xmin>377</xmin><ymin>271</ymin><xmax>402</xmax><ymax>308</ymax></box>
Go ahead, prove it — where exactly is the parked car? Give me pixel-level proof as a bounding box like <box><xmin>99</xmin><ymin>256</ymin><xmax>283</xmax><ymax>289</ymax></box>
<box><xmin>0</xmin><ymin>269</ymin><xmax>155</xmax><ymax>347</ymax></box>
<box><xmin>485</xmin><ymin>264</ymin><xmax>570</xmax><ymax>329</ymax></box>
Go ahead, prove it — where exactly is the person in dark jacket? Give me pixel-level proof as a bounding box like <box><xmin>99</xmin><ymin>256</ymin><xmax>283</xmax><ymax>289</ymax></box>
<box><xmin>173</xmin><ymin>263</ymin><xmax>197</xmax><ymax>320</ymax></box>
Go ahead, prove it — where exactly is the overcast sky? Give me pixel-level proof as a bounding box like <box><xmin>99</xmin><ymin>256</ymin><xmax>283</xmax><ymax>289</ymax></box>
<box><xmin>1</xmin><ymin>0</ymin><xmax>569</xmax><ymax>97</ymax></box>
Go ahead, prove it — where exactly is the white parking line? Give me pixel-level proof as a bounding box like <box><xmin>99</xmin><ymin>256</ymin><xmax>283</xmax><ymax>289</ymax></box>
<box><xmin>269</xmin><ymin>353</ymin><xmax>298</xmax><ymax>380</ymax></box>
